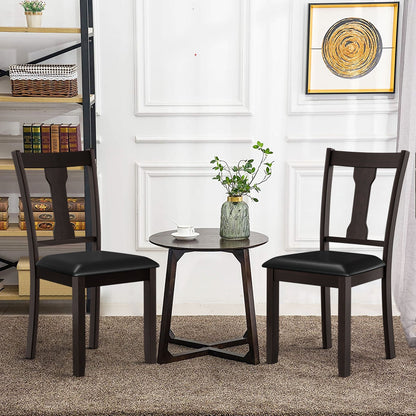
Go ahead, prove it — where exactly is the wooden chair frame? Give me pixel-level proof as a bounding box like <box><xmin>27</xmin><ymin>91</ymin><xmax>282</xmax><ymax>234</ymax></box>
<box><xmin>266</xmin><ymin>148</ymin><xmax>409</xmax><ymax>377</ymax></box>
<box><xmin>12</xmin><ymin>150</ymin><xmax>157</xmax><ymax>376</ymax></box>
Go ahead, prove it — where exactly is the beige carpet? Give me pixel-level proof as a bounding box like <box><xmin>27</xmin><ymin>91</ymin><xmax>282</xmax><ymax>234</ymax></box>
<box><xmin>0</xmin><ymin>315</ymin><xmax>415</xmax><ymax>416</ymax></box>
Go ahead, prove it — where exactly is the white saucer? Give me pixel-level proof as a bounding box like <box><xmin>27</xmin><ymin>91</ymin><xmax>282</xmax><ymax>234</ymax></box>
<box><xmin>171</xmin><ymin>232</ymin><xmax>199</xmax><ymax>241</ymax></box>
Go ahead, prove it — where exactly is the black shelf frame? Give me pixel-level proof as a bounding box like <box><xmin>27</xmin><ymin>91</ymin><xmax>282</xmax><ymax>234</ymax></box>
<box><xmin>0</xmin><ymin>0</ymin><xmax>96</xmax><ymax>281</ymax></box>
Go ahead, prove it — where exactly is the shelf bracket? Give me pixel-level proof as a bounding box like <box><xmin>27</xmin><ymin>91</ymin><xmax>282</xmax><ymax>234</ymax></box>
<box><xmin>0</xmin><ymin>257</ymin><xmax>18</xmax><ymax>272</ymax></box>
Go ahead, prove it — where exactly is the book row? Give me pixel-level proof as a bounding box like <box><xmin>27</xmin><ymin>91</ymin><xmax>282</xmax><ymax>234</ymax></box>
<box><xmin>0</xmin><ymin>197</ymin><xmax>86</xmax><ymax>231</ymax></box>
<box><xmin>18</xmin><ymin>197</ymin><xmax>86</xmax><ymax>231</ymax></box>
<box><xmin>23</xmin><ymin>123</ymin><xmax>82</xmax><ymax>153</ymax></box>
<box><xmin>0</xmin><ymin>197</ymin><xmax>9</xmax><ymax>230</ymax></box>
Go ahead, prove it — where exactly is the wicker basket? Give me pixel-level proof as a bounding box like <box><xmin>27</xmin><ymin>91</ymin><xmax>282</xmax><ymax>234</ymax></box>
<box><xmin>9</xmin><ymin>64</ymin><xmax>78</xmax><ymax>98</ymax></box>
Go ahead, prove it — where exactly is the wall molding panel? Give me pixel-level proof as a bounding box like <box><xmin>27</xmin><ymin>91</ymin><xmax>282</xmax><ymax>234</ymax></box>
<box><xmin>285</xmin><ymin>135</ymin><xmax>396</xmax><ymax>143</ymax></box>
<box><xmin>134</xmin><ymin>0</ymin><xmax>251</xmax><ymax>115</ymax></box>
<box><xmin>135</xmin><ymin>136</ymin><xmax>253</xmax><ymax>144</ymax></box>
<box><xmin>135</xmin><ymin>163</ymin><xmax>217</xmax><ymax>250</ymax></box>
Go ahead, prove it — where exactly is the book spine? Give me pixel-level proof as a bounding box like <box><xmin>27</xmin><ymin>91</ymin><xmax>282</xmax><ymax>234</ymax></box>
<box><xmin>0</xmin><ymin>220</ymin><xmax>9</xmax><ymax>230</ymax></box>
<box><xmin>31</xmin><ymin>124</ymin><xmax>42</xmax><ymax>153</ymax></box>
<box><xmin>0</xmin><ymin>212</ymin><xmax>8</xmax><ymax>221</ymax></box>
<box><xmin>18</xmin><ymin>211</ymin><xmax>85</xmax><ymax>221</ymax></box>
<box><xmin>23</xmin><ymin>123</ymin><xmax>32</xmax><ymax>153</ymax></box>
<box><xmin>68</xmin><ymin>124</ymin><xmax>81</xmax><ymax>152</ymax></box>
<box><xmin>0</xmin><ymin>198</ymin><xmax>9</xmax><ymax>212</ymax></box>
<box><xmin>19</xmin><ymin>221</ymin><xmax>86</xmax><ymax>231</ymax></box>
<box><xmin>40</xmin><ymin>124</ymin><xmax>51</xmax><ymax>153</ymax></box>
<box><xmin>59</xmin><ymin>124</ymin><xmax>70</xmax><ymax>152</ymax></box>
<box><xmin>67</xmin><ymin>201</ymin><xmax>85</xmax><ymax>211</ymax></box>
<box><xmin>50</xmin><ymin>124</ymin><xmax>60</xmax><ymax>153</ymax></box>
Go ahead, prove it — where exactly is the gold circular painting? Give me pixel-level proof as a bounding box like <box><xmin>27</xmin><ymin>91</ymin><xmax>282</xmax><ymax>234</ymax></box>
<box><xmin>322</xmin><ymin>17</ymin><xmax>382</xmax><ymax>79</ymax></box>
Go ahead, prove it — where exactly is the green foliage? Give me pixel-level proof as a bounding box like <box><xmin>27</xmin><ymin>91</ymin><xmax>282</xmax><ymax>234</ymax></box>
<box><xmin>210</xmin><ymin>141</ymin><xmax>275</xmax><ymax>202</ymax></box>
<box><xmin>20</xmin><ymin>1</ymin><xmax>46</xmax><ymax>12</ymax></box>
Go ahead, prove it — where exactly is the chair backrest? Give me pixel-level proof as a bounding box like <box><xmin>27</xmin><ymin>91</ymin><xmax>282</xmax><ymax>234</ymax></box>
<box><xmin>12</xmin><ymin>150</ymin><xmax>101</xmax><ymax>268</ymax></box>
<box><xmin>320</xmin><ymin>148</ymin><xmax>409</xmax><ymax>263</ymax></box>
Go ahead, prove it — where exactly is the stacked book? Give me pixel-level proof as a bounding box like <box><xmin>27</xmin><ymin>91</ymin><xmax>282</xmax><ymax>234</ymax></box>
<box><xmin>18</xmin><ymin>197</ymin><xmax>86</xmax><ymax>231</ymax></box>
<box><xmin>23</xmin><ymin>123</ymin><xmax>81</xmax><ymax>153</ymax></box>
<box><xmin>0</xmin><ymin>197</ymin><xmax>9</xmax><ymax>230</ymax></box>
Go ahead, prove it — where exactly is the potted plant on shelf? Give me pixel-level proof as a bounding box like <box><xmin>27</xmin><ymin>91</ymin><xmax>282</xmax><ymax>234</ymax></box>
<box><xmin>210</xmin><ymin>141</ymin><xmax>274</xmax><ymax>240</ymax></box>
<box><xmin>20</xmin><ymin>1</ymin><xmax>46</xmax><ymax>28</ymax></box>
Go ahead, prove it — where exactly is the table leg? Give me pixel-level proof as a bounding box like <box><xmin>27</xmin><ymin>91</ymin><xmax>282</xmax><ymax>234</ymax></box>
<box><xmin>157</xmin><ymin>249</ymin><xmax>184</xmax><ymax>364</ymax></box>
<box><xmin>158</xmin><ymin>247</ymin><xmax>260</xmax><ymax>365</ymax></box>
<box><xmin>233</xmin><ymin>249</ymin><xmax>260</xmax><ymax>365</ymax></box>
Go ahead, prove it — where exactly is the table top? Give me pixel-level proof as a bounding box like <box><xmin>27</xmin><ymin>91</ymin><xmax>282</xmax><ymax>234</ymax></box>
<box><xmin>149</xmin><ymin>228</ymin><xmax>268</xmax><ymax>252</ymax></box>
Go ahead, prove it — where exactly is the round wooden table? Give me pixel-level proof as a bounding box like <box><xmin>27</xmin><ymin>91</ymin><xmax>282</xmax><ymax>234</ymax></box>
<box><xmin>149</xmin><ymin>228</ymin><xmax>268</xmax><ymax>365</ymax></box>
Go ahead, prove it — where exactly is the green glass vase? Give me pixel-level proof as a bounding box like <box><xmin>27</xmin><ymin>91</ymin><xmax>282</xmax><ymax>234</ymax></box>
<box><xmin>220</xmin><ymin>196</ymin><xmax>250</xmax><ymax>240</ymax></box>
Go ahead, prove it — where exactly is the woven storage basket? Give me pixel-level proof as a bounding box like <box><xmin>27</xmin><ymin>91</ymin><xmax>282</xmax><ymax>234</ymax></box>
<box><xmin>9</xmin><ymin>64</ymin><xmax>78</xmax><ymax>97</ymax></box>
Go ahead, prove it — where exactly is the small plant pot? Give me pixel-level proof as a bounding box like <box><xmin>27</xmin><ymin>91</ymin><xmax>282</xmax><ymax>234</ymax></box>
<box><xmin>25</xmin><ymin>12</ymin><xmax>42</xmax><ymax>28</ymax></box>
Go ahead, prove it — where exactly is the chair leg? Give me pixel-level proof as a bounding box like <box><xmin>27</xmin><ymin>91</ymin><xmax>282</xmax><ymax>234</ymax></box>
<box><xmin>266</xmin><ymin>268</ymin><xmax>279</xmax><ymax>364</ymax></box>
<box><xmin>72</xmin><ymin>277</ymin><xmax>86</xmax><ymax>377</ymax></box>
<box><xmin>381</xmin><ymin>277</ymin><xmax>395</xmax><ymax>359</ymax></box>
<box><xmin>321</xmin><ymin>286</ymin><xmax>332</xmax><ymax>349</ymax></box>
<box><xmin>143</xmin><ymin>268</ymin><xmax>156</xmax><ymax>363</ymax></box>
<box><xmin>26</xmin><ymin>276</ymin><xmax>40</xmax><ymax>359</ymax></box>
<box><xmin>338</xmin><ymin>277</ymin><xmax>351</xmax><ymax>377</ymax></box>
<box><xmin>89</xmin><ymin>287</ymin><xmax>100</xmax><ymax>349</ymax></box>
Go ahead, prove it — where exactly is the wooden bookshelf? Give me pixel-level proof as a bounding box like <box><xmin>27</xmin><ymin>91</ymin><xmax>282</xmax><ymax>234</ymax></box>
<box><xmin>0</xmin><ymin>93</ymin><xmax>83</xmax><ymax>103</ymax></box>
<box><xmin>0</xmin><ymin>223</ymin><xmax>85</xmax><ymax>237</ymax></box>
<box><xmin>0</xmin><ymin>3</ymin><xmax>96</xmax><ymax>304</ymax></box>
<box><xmin>0</xmin><ymin>27</ymin><xmax>80</xmax><ymax>34</ymax></box>
<box><xmin>0</xmin><ymin>93</ymin><xmax>95</xmax><ymax>104</ymax></box>
<box><xmin>0</xmin><ymin>285</ymin><xmax>71</xmax><ymax>300</ymax></box>
<box><xmin>0</xmin><ymin>158</ymin><xmax>84</xmax><ymax>171</ymax></box>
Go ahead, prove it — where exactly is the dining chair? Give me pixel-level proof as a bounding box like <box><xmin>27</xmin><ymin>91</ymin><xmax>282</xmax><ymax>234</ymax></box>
<box><xmin>263</xmin><ymin>148</ymin><xmax>409</xmax><ymax>377</ymax></box>
<box><xmin>12</xmin><ymin>149</ymin><xmax>159</xmax><ymax>376</ymax></box>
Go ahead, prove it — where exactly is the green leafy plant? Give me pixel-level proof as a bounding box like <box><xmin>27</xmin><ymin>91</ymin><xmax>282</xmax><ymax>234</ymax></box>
<box><xmin>20</xmin><ymin>0</ymin><xmax>46</xmax><ymax>12</ymax></box>
<box><xmin>210</xmin><ymin>141</ymin><xmax>274</xmax><ymax>202</ymax></box>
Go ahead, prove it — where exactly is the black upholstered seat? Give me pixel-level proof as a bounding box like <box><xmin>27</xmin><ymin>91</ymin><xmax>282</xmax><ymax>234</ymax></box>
<box><xmin>263</xmin><ymin>148</ymin><xmax>409</xmax><ymax>377</ymax></box>
<box><xmin>13</xmin><ymin>150</ymin><xmax>159</xmax><ymax>377</ymax></box>
<box><xmin>263</xmin><ymin>251</ymin><xmax>385</xmax><ymax>277</ymax></box>
<box><xmin>37</xmin><ymin>251</ymin><xmax>159</xmax><ymax>277</ymax></box>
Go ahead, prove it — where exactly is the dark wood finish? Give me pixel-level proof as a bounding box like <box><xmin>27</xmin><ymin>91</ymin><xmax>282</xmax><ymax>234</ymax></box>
<box><xmin>149</xmin><ymin>228</ymin><xmax>268</xmax><ymax>252</ymax></box>
<box><xmin>88</xmin><ymin>286</ymin><xmax>99</xmax><ymax>349</ymax></box>
<box><xmin>234</xmin><ymin>249</ymin><xmax>260</xmax><ymax>364</ymax></box>
<box><xmin>45</xmin><ymin>167</ymin><xmax>75</xmax><ymax>240</ymax></box>
<box><xmin>26</xmin><ymin>273</ymin><xmax>39</xmax><ymax>359</ymax></box>
<box><xmin>382</xmin><ymin>273</ymin><xmax>395</xmax><ymax>359</ymax></box>
<box><xmin>346</xmin><ymin>167</ymin><xmax>376</xmax><ymax>240</ymax></box>
<box><xmin>338</xmin><ymin>276</ymin><xmax>351</xmax><ymax>377</ymax></box>
<box><xmin>143</xmin><ymin>268</ymin><xmax>157</xmax><ymax>363</ymax></box>
<box><xmin>266</xmin><ymin>268</ymin><xmax>279</xmax><ymax>363</ymax></box>
<box><xmin>265</xmin><ymin>148</ymin><xmax>409</xmax><ymax>377</ymax></box>
<box><xmin>321</xmin><ymin>286</ymin><xmax>332</xmax><ymax>349</ymax></box>
<box><xmin>12</xmin><ymin>150</ymin><xmax>158</xmax><ymax>376</ymax></box>
<box><xmin>73</xmin><ymin>276</ymin><xmax>86</xmax><ymax>377</ymax></box>
<box><xmin>152</xmin><ymin>229</ymin><xmax>268</xmax><ymax>365</ymax></box>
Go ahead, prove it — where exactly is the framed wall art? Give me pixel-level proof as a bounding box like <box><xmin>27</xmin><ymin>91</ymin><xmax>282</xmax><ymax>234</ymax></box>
<box><xmin>306</xmin><ymin>2</ymin><xmax>399</xmax><ymax>94</ymax></box>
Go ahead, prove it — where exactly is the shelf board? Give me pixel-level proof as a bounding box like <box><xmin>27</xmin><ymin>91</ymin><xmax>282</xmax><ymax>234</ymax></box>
<box><xmin>0</xmin><ymin>223</ymin><xmax>85</xmax><ymax>237</ymax></box>
<box><xmin>0</xmin><ymin>27</ymin><xmax>80</xmax><ymax>34</ymax></box>
<box><xmin>0</xmin><ymin>285</ymin><xmax>71</xmax><ymax>300</ymax></box>
<box><xmin>0</xmin><ymin>159</ymin><xmax>84</xmax><ymax>171</ymax></box>
<box><xmin>0</xmin><ymin>93</ymin><xmax>83</xmax><ymax>103</ymax></box>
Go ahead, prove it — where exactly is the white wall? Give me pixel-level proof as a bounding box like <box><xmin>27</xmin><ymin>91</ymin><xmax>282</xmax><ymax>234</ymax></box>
<box><xmin>0</xmin><ymin>0</ymin><xmax>402</xmax><ymax>316</ymax></box>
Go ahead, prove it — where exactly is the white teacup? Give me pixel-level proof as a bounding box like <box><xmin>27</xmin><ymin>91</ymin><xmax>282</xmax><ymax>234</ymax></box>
<box><xmin>176</xmin><ymin>225</ymin><xmax>195</xmax><ymax>236</ymax></box>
